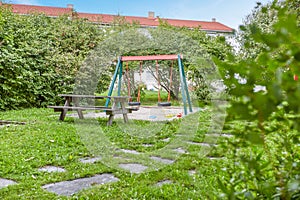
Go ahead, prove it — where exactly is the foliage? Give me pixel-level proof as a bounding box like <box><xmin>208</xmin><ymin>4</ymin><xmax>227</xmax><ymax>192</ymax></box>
<box><xmin>157</xmin><ymin>23</ymin><xmax>233</xmax><ymax>102</ymax></box>
<box><xmin>74</xmin><ymin>23</ymin><xmax>232</xmax><ymax>102</ymax></box>
<box><xmin>237</xmin><ymin>1</ymin><xmax>279</xmax><ymax>59</ymax></box>
<box><xmin>215</xmin><ymin>1</ymin><xmax>300</xmax><ymax>198</ymax></box>
<box><xmin>238</xmin><ymin>0</ymin><xmax>300</xmax><ymax>59</ymax></box>
<box><xmin>0</xmin><ymin>8</ymin><xmax>104</xmax><ymax>110</ymax></box>
<box><xmin>0</xmin><ymin>5</ymin><xmax>233</xmax><ymax>109</ymax></box>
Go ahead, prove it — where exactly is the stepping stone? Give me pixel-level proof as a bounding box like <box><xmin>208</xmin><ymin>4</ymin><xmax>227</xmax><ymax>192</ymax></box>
<box><xmin>187</xmin><ymin>141</ymin><xmax>218</xmax><ymax>147</ymax></box>
<box><xmin>79</xmin><ymin>157</ymin><xmax>102</xmax><ymax>164</ymax></box>
<box><xmin>156</xmin><ymin>180</ymin><xmax>172</xmax><ymax>187</ymax></box>
<box><xmin>0</xmin><ymin>178</ymin><xmax>17</xmax><ymax>189</ymax></box>
<box><xmin>120</xmin><ymin>149</ymin><xmax>140</xmax><ymax>155</ymax></box>
<box><xmin>150</xmin><ymin>156</ymin><xmax>174</xmax><ymax>164</ymax></box>
<box><xmin>142</xmin><ymin>144</ymin><xmax>154</xmax><ymax>147</ymax></box>
<box><xmin>38</xmin><ymin>166</ymin><xmax>66</xmax><ymax>173</ymax></box>
<box><xmin>173</xmin><ymin>147</ymin><xmax>186</xmax><ymax>154</ymax></box>
<box><xmin>119</xmin><ymin>163</ymin><xmax>148</xmax><ymax>174</ymax></box>
<box><xmin>175</xmin><ymin>134</ymin><xmax>185</xmax><ymax>137</ymax></box>
<box><xmin>162</xmin><ymin>138</ymin><xmax>170</xmax><ymax>142</ymax></box>
<box><xmin>207</xmin><ymin>157</ymin><xmax>224</xmax><ymax>160</ymax></box>
<box><xmin>42</xmin><ymin>174</ymin><xmax>119</xmax><ymax>196</ymax></box>
<box><xmin>206</xmin><ymin>133</ymin><xmax>233</xmax><ymax>138</ymax></box>
<box><xmin>188</xmin><ymin>170</ymin><xmax>196</xmax><ymax>176</ymax></box>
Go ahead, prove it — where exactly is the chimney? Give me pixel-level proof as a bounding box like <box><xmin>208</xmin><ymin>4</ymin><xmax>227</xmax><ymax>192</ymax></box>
<box><xmin>212</xmin><ymin>18</ymin><xmax>216</xmax><ymax>22</ymax></box>
<box><xmin>67</xmin><ymin>4</ymin><xmax>74</xmax><ymax>9</ymax></box>
<box><xmin>148</xmin><ymin>11</ymin><xmax>155</xmax><ymax>19</ymax></box>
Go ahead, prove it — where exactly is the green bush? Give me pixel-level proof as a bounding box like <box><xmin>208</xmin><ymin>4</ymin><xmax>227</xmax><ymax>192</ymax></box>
<box><xmin>216</xmin><ymin>1</ymin><xmax>300</xmax><ymax>198</ymax></box>
<box><xmin>0</xmin><ymin>8</ymin><xmax>104</xmax><ymax>110</ymax></box>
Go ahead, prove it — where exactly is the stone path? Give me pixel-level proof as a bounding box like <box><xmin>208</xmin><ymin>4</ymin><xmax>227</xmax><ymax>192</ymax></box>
<box><xmin>0</xmin><ymin>178</ymin><xmax>17</xmax><ymax>189</ymax></box>
<box><xmin>187</xmin><ymin>141</ymin><xmax>219</xmax><ymax>147</ymax></box>
<box><xmin>0</xmin><ymin>129</ymin><xmax>233</xmax><ymax>197</ymax></box>
<box><xmin>119</xmin><ymin>163</ymin><xmax>148</xmax><ymax>174</ymax></box>
<box><xmin>150</xmin><ymin>156</ymin><xmax>174</xmax><ymax>164</ymax></box>
<box><xmin>120</xmin><ymin>149</ymin><xmax>141</xmax><ymax>155</ymax></box>
<box><xmin>156</xmin><ymin>180</ymin><xmax>172</xmax><ymax>187</ymax></box>
<box><xmin>42</xmin><ymin>174</ymin><xmax>119</xmax><ymax>196</ymax></box>
<box><xmin>38</xmin><ymin>166</ymin><xmax>66</xmax><ymax>173</ymax></box>
<box><xmin>173</xmin><ymin>147</ymin><xmax>186</xmax><ymax>154</ymax></box>
<box><xmin>79</xmin><ymin>157</ymin><xmax>102</xmax><ymax>164</ymax></box>
<box><xmin>188</xmin><ymin>170</ymin><xmax>196</xmax><ymax>176</ymax></box>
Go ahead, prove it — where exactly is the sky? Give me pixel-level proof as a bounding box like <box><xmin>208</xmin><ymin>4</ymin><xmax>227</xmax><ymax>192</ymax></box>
<box><xmin>7</xmin><ymin>0</ymin><xmax>272</xmax><ymax>31</ymax></box>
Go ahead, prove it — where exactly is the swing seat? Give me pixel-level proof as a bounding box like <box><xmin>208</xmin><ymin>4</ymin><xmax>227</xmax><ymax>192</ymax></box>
<box><xmin>158</xmin><ymin>102</ymin><xmax>171</xmax><ymax>107</ymax></box>
<box><xmin>128</xmin><ymin>102</ymin><xmax>141</xmax><ymax>106</ymax></box>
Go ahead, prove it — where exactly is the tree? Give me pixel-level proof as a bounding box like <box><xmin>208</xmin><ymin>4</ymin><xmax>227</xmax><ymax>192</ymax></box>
<box><xmin>153</xmin><ymin>23</ymin><xmax>233</xmax><ymax>102</ymax></box>
<box><xmin>237</xmin><ymin>0</ymin><xmax>300</xmax><ymax>59</ymax></box>
<box><xmin>215</xmin><ymin>1</ymin><xmax>300</xmax><ymax>198</ymax></box>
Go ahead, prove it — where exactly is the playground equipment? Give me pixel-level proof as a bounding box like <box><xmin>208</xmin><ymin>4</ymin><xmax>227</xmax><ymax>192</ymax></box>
<box><xmin>156</xmin><ymin>59</ymin><xmax>173</xmax><ymax>107</ymax></box>
<box><xmin>105</xmin><ymin>54</ymin><xmax>193</xmax><ymax>115</ymax></box>
<box><xmin>126</xmin><ymin>61</ymin><xmax>142</xmax><ymax>106</ymax></box>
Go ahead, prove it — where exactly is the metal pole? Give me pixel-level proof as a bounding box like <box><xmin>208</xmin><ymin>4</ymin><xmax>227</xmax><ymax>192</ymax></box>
<box><xmin>178</xmin><ymin>55</ymin><xmax>187</xmax><ymax>115</ymax></box>
<box><xmin>117</xmin><ymin>61</ymin><xmax>123</xmax><ymax>96</ymax></box>
<box><xmin>178</xmin><ymin>54</ymin><xmax>193</xmax><ymax>113</ymax></box>
<box><xmin>105</xmin><ymin>57</ymin><xmax>121</xmax><ymax>107</ymax></box>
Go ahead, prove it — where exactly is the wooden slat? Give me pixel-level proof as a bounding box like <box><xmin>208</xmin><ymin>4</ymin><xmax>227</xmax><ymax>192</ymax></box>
<box><xmin>58</xmin><ymin>94</ymin><xmax>107</xmax><ymax>99</ymax></box>
<box><xmin>47</xmin><ymin>106</ymin><xmax>114</xmax><ymax>111</ymax></box>
<box><xmin>58</xmin><ymin>94</ymin><xmax>131</xmax><ymax>100</ymax></box>
<box><xmin>121</xmin><ymin>54</ymin><xmax>182</xmax><ymax>61</ymax></box>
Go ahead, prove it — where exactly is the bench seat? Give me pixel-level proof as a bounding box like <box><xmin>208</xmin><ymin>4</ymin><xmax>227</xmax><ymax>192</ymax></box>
<box><xmin>47</xmin><ymin>105</ymin><xmax>114</xmax><ymax>112</ymax></box>
<box><xmin>48</xmin><ymin>94</ymin><xmax>138</xmax><ymax>125</ymax></box>
<box><xmin>48</xmin><ymin>105</ymin><xmax>139</xmax><ymax>115</ymax></box>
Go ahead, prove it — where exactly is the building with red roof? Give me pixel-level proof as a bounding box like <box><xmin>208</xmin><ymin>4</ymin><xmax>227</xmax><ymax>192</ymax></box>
<box><xmin>0</xmin><ymin>2</ymin><xmax>234</xmax><ymax>35</ymax></box>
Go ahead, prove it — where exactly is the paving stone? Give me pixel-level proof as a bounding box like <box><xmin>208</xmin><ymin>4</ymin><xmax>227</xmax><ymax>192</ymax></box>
<box><xmin>156</xmin><ymin>180</ymin><xmax>172</xmax><ymax>187</ymax></box>
<box><xmin>42</xmin><ymin>174</ymin><xmax>119</xmax><ymax>196</ymax></box>
<box><xmin>120</xmin><ymin>149</ymin><xmax>140</xmax><ymax>155</ymax></box>
<box><xmin>188</xmin><ymin>170</ymin><xmax>196</xmax><ymax>176</ymax></box>
<box><xmin>173</xmin><ymin>147</ymin><xmax>186</xmax><ymax>154</ymax></box>
<box><xmin>119</xmin><ymin>163</ymin><xmax>148</xmax><ymax>174</ymax></box>
<box><xmin>38</xmin><ymin>166</ymin><xmax>66</xmax><ymax>173</ymax></box>
<box><xmin>79</xmin><ymin>157</ymin><xmax>102</xmax><ymax>164</ymax></box>
<box><xmin>142</xmin><ymin>144</ymin><xmax>154</xmax><ymax>147</ymax></box>
<box><xmin>150</xmin><ymin>156</ymin><xmax>174</xmax><ymax>164</ymax></box>
<box><xmin>175</xmin><ymin>134</ymin><xmax>185</xmax><ymax>137</ymax></box>
<box><xmin>207</xmin><ymin>157</ymin><xmax>224</xmax><ymax>160</ymax></box>
<box><xmin>0</xmin><ymin>178</ymin><xmax>17</xmax><ymax>189</ymax></box>
<box><xmin>206</xmin><ymin>133</ymin><xmax>233</xmax><ymax>138</ymax></box>
<box><xmin>187</xmin><ymin>141</ymin><xmax>218</xmax><ymax>147</ymax></box>
<box><xmin>162</xmin><ymin>138</ymin><xmax>170</xmax><ymax>142</ymax></box>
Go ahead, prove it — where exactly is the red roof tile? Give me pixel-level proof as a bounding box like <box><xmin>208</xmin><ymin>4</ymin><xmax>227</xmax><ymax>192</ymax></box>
<box><xmin>2</xmin><ymin>3</ymin><xmax>72</xmax><ymax>16</ymax></box>
<box><xmin>1</xmin><ymin>3</ymin><xmax>234</xmax><ymax>33</ymax></box>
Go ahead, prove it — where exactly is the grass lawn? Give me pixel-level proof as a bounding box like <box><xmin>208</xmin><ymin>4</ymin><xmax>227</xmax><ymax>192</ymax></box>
<box><xmin>0</xmin><ymin>107</ymin><xmax>231</xmax><ymax>199</ymax></box>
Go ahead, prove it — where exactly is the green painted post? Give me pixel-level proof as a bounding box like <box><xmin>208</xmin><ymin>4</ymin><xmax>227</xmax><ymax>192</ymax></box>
<box><xmin>179</xmin><ymin>55</ymin><xmax>193</xmax><ymax>113</ymax></box>
<box><xmin>105</xmin><ymin>57</ymin><xmax>121</xmax><ymax>107</ymax></box>
<box><xmin>117</xmin><ymin>61</ymin><xmax>123</xmax><ymax>96</ymax></box>
<box><xmin>178</xmin><ymin>55</ymin><xmax>188</xmax><ymax>115</ymax></box>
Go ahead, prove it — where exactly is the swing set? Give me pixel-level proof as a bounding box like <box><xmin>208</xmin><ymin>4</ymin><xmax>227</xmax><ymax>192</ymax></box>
<box><xmin>105</xmin><ymin>54</ymin><xmax>193</xmax><ymax>115</ymax></box>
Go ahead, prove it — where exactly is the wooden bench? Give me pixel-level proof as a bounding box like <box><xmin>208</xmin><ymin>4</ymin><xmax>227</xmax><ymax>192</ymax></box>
<box><xmin>48</xmin><ymin>94</ymin><xmax>139</xmax><ymax>125</ymax></box>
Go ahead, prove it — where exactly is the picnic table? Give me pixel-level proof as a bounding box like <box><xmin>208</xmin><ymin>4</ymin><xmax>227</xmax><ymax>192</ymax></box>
<box><xmin>48</xmin><ymin>94</ymin><xmax>138</xmax><ymax>125</ymax></box>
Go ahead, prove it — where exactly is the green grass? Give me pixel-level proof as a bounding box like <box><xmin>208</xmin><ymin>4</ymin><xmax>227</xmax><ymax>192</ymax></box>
<box><xmin>0</xmin><ymin>107</ymin><xmax>229</xmax><ymax>199</ymax></box>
